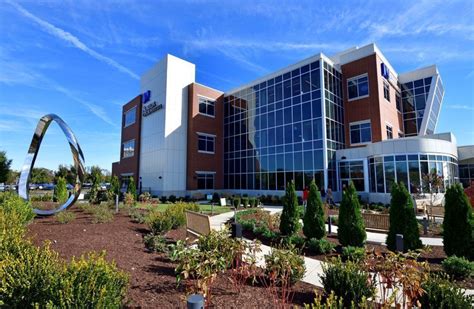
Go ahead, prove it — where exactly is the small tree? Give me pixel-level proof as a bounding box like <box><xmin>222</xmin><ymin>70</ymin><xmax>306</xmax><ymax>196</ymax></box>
<box><xmin>303</xmin><ymin>180</ymin><xmax>326</xmax><ymax>239</ymax></box>
<box><xmin>280</xmin><ymin>181</ymin><xmax>299</xmax><ymax>236</ymax></box>
<box><xmin>0</xmin><ymin>151</ymin><xmax>12</xmax><ymax>183</ymax></box>
<box><xmin>386</xmin><ymin>182</ymin><xmax>422</xmax><ymax>252</ymax></box>
<box><xmin>127</xmin><ymin>177</ymin><xmax>137</xmax><ymax>201</ymax></box>
<box><xmin>422</xmin><ymin>169</ymin><xmax>444</xmax><ymax>223</ymax></box>
<box><xmin>108</xmin><ymin>175</ymin><xmax>120</xmax><ymax>201</ymax></box>
<box><xmin>443</xmin><ymin>183</ymin><xmax>474</xmax><ymax>259</ymax></box>
<box><xmin>54</xmin><ymin>177</ymin><xmax>68</xmax><ymax>203</ymax></box>
<box><xmin>338</xmin><ymin>181</ymin><xmax>366</xmax><ymax>247</ymax></box>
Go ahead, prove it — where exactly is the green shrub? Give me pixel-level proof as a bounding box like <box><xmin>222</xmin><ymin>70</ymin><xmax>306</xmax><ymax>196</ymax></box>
<box><xmin>303</xmin><ymin>180</ymin><xmax>326</xmax><ymax>240</ymax></box>
<box><xmin>144</xmin><ymin>233</ymin><xmax>168</xmax><ymax>253</ymax></box>
<box><xmin>146</xmin><ymin>210</ymin><xmax>173</xmax><ymax>234</ymax></box>
<box><xmin>280</xmin><ymin>181</ymin><xmax>300</xmax><ymax>236</ymax></box>
<box><xmin>91</xmin><ymin>205</ymin><xmax>114</xmax><ymax>224</ymax></box>
<box><xmin>242</xmin><ymin>197</ymin><xmax>249</xmax><ymax>208</ymax></box>
<box><xmin>253</xmin><ymin>224</ymin><xmax>270</xmax><ymax>236</ymax></box>
<box><xmin>139</xmin><ymin>192</ymin><xmax>151</xmax><ymax>203</ymax></box>
<box><xmin>386</xmin><ymin>182</ymin><xmax>422</xmax><ymax>252</ymax></box>
<box><xmin>211</xmin><ymin>192</ymin><xmax>220</xmax><ymax>203</ymax></box>
<box><xmin>264</xmin><ymin>246</ymin><xmax>305</xmax><ymax>285</ymax></box>
<box><xmin>337</xmin><ymin>182</ymin><xmax>366</xmax><ymax>247</ymax></box>
<box><xmin>321</xmin><ymin>258</ymin><xmax>375</xmax><ymax>308</ymax></box>
<box><xmin>128</xmin><ymin>207</ymin><xmax>146</xmax><ymax>224</ymax></box>
<box><xmin>168</xmin><ymin>195</ymin><xmax>177</xmax><ymax>203</ymax></box>
<box><xmin>0</xmin><ymin>192</ymin><xmax>34</xmax><ymax>226</ymax></box>
<box><xmin>55</xmin><ymin>211</ymin><xmax>76</xmax><ymax>224</ymax></box>
<box><xmin>60</xmin><ymin>252</ymin><xmax>128</xmax><ymax>308</ymax></box>
<box><xmin>443</xmin><ymin>183</ymin><xmax>474</xmax><ymax>259</ymax></box>
<box><xmin>442</xmin><ymin>256</ymin><xmax>473</xmax><ymax>280</ymax></box>
<box><xmin>160</xmin><ymin>195</ymin><xmax>167</xmax><ymax>203</ymax></box>
<box><xmin>307</xmin><ymin>238</ymin><xmax>335</xmax><ymax>254</ymax></box>
<box><xmin>0</xmin><ymin>241</ymin><xmax>63</xmax><ymax>307</ymax></box>
<box><xmin>419</xmin><ymin>275</ymin><xmax>473</xmax><ymax>308</ymax></box>
<box><xmin>233</xmin><ymin>197</ymin><xmax>241</xmax><ymax>208</ymax></box>
<box><xmin>341</xmin><ymin>246</ymin><xmax>365</xmax><ymax>263</ymax></box>
<box><xmin>241</xmin><ymin>219</ymin><xmax>256</xmax><ymax>231</ymax></box>
<box><xmin>54</xmin><ymin>177</ymin><xmax>68</xmax><ymax>203</ymax></box>
<box><xmin>127</xmin><ymin>177</ymin><xmax>137</xmax><ymax>200</ymax></box>
<box><xmin>164</xmin><ymin>202</ymin><xmax>199</xmax><ymax>229</ymax></box>
<box><xmin>284</xmin><ymin>234</ymin><xmax>306</xmax><ymax>248</ymax></box>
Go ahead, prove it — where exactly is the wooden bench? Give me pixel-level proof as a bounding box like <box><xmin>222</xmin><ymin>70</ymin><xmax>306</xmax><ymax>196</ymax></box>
<box><xmin>362</xmin><ymin>213</ymin><xmax>390</xmax><ymax>232</ymax></box>
<box><xmin>185</xmin><ymin>210</ymin><xmax>211</xmax><ymax>243</ymax></box>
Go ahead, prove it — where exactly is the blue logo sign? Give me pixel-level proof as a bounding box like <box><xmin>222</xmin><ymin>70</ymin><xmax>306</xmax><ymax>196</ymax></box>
<box><xmin>381</xmin><ymin>63</ymin><xmax>390</xmax><ymax>79</ymax></box>
<box><xmin>142</xmin><ymin>90</ymin><xmax>151</xmax><ymax>104</ymax></box>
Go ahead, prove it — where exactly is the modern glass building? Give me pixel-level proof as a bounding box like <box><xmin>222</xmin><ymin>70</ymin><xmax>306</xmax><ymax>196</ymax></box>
<box><xmin>112</xmin><ymin>43</ymin><xmax>473</xmax><ymax>202</ymax></box>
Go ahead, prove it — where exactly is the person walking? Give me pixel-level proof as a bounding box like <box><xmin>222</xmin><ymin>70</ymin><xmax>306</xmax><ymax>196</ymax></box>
<box><xmin>303</xmin><ymin>186</ymin><xmax>309</xmax><ymax>213</ymax></box>
<box><xmin>326</xmin><ymin>186</ymin><xmax>336</xmax><ymax>207</ymax></box>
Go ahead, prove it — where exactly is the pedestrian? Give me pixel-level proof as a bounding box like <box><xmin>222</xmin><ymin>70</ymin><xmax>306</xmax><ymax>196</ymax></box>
<box><xmin>303</xmin><ymin>186</ymin><xmax>309</xmax><ymax>213</ymax></box>
<box><xmin>326</xmin><ymin>186</ymin><xmax>336</xmax><ymax>207</ymax></box>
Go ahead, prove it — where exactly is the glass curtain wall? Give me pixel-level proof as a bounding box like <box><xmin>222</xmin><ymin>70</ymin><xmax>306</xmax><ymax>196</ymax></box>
<box><xmin>401</xmin><ymin>77</ymin><xmax>432</xmax><ymax>137</ymax></box>
<box><xmin>368</xmin><ymin>154</ymin><xmax>457</xmax><ymax>194</ymax></box>
<box><xmin>223</xmin><ymin>59</ymin><xmax>326</xmax><ymax>191</ymax></box>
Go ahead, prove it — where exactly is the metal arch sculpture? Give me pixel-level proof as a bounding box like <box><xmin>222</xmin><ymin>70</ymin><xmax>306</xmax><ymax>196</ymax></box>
<box><xmin>18</xmin><ymin>114</ymin><xmax>85</xmax><ymax>216</ymax></box>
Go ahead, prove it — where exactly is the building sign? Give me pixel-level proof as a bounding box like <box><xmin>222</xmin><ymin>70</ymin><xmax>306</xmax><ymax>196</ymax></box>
<box><xmin>381</xmin><ymin>63</ymin><xmax>390</xmax><ymax>79</ymax></box>
<box><xmin>142</xmin><ymin>101</ymin><xmax>163</xmax><ymax>117</ymax></box>
<box><xmin>142</xmin><ymin>90</ymin><xmax>151</xmax><ymax>104</ymax></box>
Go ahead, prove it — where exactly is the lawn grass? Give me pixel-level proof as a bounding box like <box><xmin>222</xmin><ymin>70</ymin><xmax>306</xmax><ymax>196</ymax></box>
<box><xmin>136</xmin><ymin>203</ymin><xmax>232</xmax><ymax>215</ymax></box>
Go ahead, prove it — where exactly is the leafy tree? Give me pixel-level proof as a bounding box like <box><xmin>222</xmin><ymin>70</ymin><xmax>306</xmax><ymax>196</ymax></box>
<box><xmin>279</xmin><ymin>181</ymin><xmax>300</xmax><ymax>236</ymax></box>
<box><xmin>303</xmin><ymin>180</ymin><xmax>326</xmax><ymax>239</ymax></box>
<box><xmin>443</xmin><ymin>183</ymin><xmax>474</xmax><ymax>259</ymax></box>
<box><xmin>422</xmin><ymin>169</ymin><xmax>444</xmax><ymax>223</ymax></box>
<box><xmin>127</xmin><ymin>177</ymin><xmax>137</xmax><ymax>201</ymax></box>
<box><xmin>54</xmin><ymin>177</ymin><xmax>68</xmax><ymax>203</ymax></box>
<box><xmin>386</xmin><ymin>182</ymin><xmax>422</xmax><ymax>252</ymax></box>
<box><xmin>0</xmin><ymin>151</ymin><xmax>12</xmax><ymax>183</ymax></box>
<box><xmin>110</xmin><ymin>176</ymin><xmax>120</xmax><ymax>196</ymax></box>
<box><xmin>7</xmin><ymin>170</ymin><xmax>19</xmax><ymax>185</ymax></box>
<box><xmin>31</xmin><ymin>168</ymin><xmax>54</xmax><ymax>184</ymax></box>
<box><xmin>55</xmin><ymin>165</ymin><xmax>76</xmax><ymax>185</ymax></box>
<box><xmin>338</xmin><ymin>181</ymin><xmax>366</xmax><ymax>247</ymax></box>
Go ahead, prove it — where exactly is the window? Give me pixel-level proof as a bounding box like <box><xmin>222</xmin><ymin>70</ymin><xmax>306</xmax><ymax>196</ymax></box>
<box><xmin>197</xmin><ymin>172</ymin><xmax>215</xmax><ymax>189</ymax></box>
<box><xmin>350</xmin><ymin>121</ymin><xmax>371</xmax><ymax>144</ymax></box>
<box><xmin>383</xmin><ymin>82</ymin><xmax>390</xmax><ymax>102</ymax></box>
<box><xmin>396</xmin><ymin>93</ymin><xmax>402</xmax><ymax>112</ymax></box>
<box><xmin>347</xmin><ymin>74</ymin><xmax>369</xmax><ymax>100</ymax></box>
<box><xmin>123</xmin><ymin>139</ymin><xmax>135</xmax><ymax>158</ymax></box>
<box><xmin>198</xmin><ymin>133</ymin><xmax>215</xmax><ymax>153</ymax></box>
<box><xmin>124</xmin><ymin>106</ymin><xmax>136</xmax><ymax>127</ymax></box>
<box><xmin>386</xmin><ymin>124</ymin><xmax>393</xmax><ymax>139</ymax></box>
<box><xmin>198</xmin><ymin>96</ymin><xmax>215</xmax><ymax>117</ymax></box>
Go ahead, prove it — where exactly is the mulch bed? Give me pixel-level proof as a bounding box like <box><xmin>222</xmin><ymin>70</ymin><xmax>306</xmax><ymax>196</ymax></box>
<box><xmin>27</xmin><ymin>207</ymin><xmax>320</xmax><ymax>308</ymax></box>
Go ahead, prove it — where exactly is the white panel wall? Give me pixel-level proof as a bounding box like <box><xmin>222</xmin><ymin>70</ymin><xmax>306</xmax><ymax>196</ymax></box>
<box><xmin>139</xmin><ymin>54</ymin><xmax>195</xmax><ymax>195</ymax></box>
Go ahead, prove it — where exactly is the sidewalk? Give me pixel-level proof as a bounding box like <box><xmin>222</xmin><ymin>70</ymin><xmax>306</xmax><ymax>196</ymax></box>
<box><xmin>208</xmin><ymin>210</ymin><xmax>474</xmax><ymax>298</ymax></box>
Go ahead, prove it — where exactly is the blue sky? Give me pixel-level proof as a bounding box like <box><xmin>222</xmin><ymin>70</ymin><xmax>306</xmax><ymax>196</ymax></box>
<box><xmin>0</xmin><ymin>0</ymin><xmax>473</xmax><ymax>172</ymax></box>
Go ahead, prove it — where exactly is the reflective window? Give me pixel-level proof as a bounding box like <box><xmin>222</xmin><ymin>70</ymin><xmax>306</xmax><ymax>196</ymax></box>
<box><xmin>198</xmin><ymin>96</ymin><xmax>215</xmax><ymax>117</ymax></box>
<box><xmin>124</xmin><ymin>106</ymin><xmax>136</xmax><ymax>127</ymax></box>
<box><xmin>350</xmin><ymin>121</ymin><xmax>371</xmax><ymax>144</ymax></box>
<box><xmin>197</xmin><ymin>173</ymin><xmax>214</xmax><ymax>189</ymax></box>
<box><xmin>347</xmin><ymin>74</ymin><xmax>369</xmax><ymax>100</ymax></box>
<box><xmin>198</xmin><ymin>134</ymin><xmax>215</xmax><ymax>153</ymax></box>
<box><xmin>339</xmin><ymin>160</ymin><xmax>364</xmax><ymax>191</ymax></box>
<box><xmin>123</xmin><ymin>139</ymin><xmax>135</xmax><ymax>158</ymax></box>
<box><xmin>386</xmin><ymin>124</ymin><xmax>393</xmax><ymax>139</ymax></box>
<box><xmin>383</xmin><ymin>82</ymin><xmax>390</xmax><ymax>102</ymax></box>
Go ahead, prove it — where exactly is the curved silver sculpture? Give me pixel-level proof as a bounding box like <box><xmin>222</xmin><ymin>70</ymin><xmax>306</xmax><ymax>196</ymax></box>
<box><xmin>18</xmin><ymin>114</ymin><xmax>85</xmax><ymax>216</ymax></box>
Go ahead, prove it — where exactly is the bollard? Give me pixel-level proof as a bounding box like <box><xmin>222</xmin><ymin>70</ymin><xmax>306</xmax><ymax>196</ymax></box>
<box><xmin>231</xmin><ymin>222</ymin><xmax>242</xmax><ymax>238</ymax></box>
<box><xmin>187</xmin><ymin>294</ymin><xmax>204</xmax><ymax>309</ymax></box>
<box><xmin>396</xmin><ymin>234</ymin><xmax>404</xmax><ymax>252</ymax></box>
<box><xmin>422</xmin><ymin>217</ymin><xmax>428</xmax><ymax>235</ymax></box>
<box><xmin>328</xmin><ymin>216</ymin><xmax>332</xmax><ymax>234</ymax></box>
<box><xmin>115</xmin><ymin>194</ymin><xmax>119</xmax><ymax>213</ymax></box>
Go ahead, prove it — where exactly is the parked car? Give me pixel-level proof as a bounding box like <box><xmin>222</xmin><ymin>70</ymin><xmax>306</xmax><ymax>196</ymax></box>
<box><xmin>66</xmin><ymin>184</ymin><xmax>74</xmax><ymax>190</ymax></box>
<box><xmin>29</xmin><ymin>184</ymin><xmax>39</xmax><ymax>190</ymax></box>
<box><xmin>0</xmin><ymin>183</ymin><xmax>4</xmax><ymax>192</ymax></box>
<box><xmin>38</xmin><ymin>183</ymin><xmax>54</xmax><ymax>190</ymax></box>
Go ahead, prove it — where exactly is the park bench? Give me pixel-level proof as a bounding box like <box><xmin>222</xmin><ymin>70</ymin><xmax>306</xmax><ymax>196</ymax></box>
<box><xmin>361</xmin><ymin>213</ymin><xmax>390</xmax><ymax>232</ymax></box>
<box><xmin>185</xmin><ymin>210</ymin><xmax>211</xmax><ymax>243</ymax></box>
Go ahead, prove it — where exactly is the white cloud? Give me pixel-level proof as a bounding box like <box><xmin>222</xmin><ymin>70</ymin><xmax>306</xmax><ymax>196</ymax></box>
<box><xmin>7</xmin><ymin>0</ymin><xmax>139</xmax><ymax>80</ymax></box>
<box><xmin>445</xmin><ymin>104</ymin><xmax>474</xmax><ymax>111</ymax></box>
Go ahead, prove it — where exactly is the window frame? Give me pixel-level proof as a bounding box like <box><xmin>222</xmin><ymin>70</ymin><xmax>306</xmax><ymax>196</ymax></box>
<box><xmin>122</xmin><ymin>139</ymin><xmax>135</xmax><ymax>158</ymax></box>
<box><xmin>386</xmin><ymin>123</ymin><xmax>393</xmax><ymax>140</ymax></box>
<box><xmin>196</xmin><ymin>171</ymin><xmax>215</xmax><ymax>190</ymax></box>
<box><xmin>198</xmin><ymin>95</ymin><xmax>216</xmax><ymax>118</ymax></box>
<box><xmin>383</xmin><ymin>81</ymin><xmax>390</xmax><ymax>102</ymax></box>
<box><xmin>197</xmin><ymin>132</ymin><xmax>216</xmax><ymax>154</ymax></box>
<box><xmin>347</xmin><ymin>73</ymin><xmax>369</xmax><ymax>101</ymax></box>
<box><xmin>124</xmin><ymin>106</ymin><xmax>137</xmax><ymax>128</ymax></box>
<box><xmin>349</xmin><ymin>120</ymin><xmax>372</xmax><ymax>145</ymax></box>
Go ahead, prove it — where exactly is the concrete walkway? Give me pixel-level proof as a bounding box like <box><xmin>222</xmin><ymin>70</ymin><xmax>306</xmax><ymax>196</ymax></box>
<box><xmin>208</xmin><ymin>209</ymin><xmax>474</xmax><ymax>297</ymax></box>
